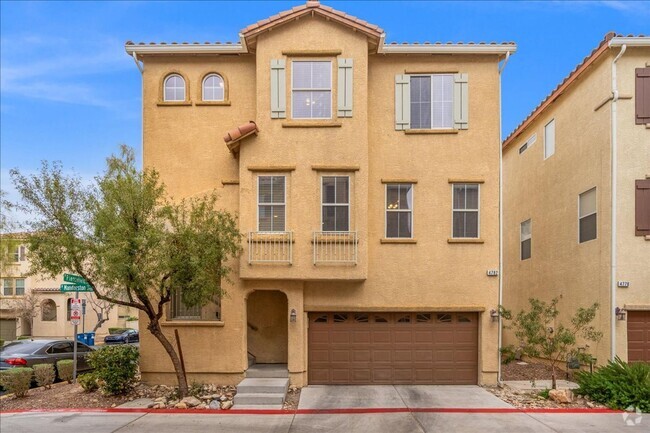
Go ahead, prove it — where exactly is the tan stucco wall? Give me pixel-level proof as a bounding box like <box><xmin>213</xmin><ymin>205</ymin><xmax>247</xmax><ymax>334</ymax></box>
<box><xmin>503</xmin><ymin>46</ymin><xmax>649</xmax><ymax>365</ymax></box>
<box><xmin>139</xmin><ymin>14</ymin><xmax>503</xmax><ymax>386</ymax></box>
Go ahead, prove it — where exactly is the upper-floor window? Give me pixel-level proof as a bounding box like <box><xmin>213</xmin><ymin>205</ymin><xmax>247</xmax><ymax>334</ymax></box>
<box><xmin>202</xmin><ymin>74</ymin><xmax>225</xmax><ymax>101</ymax></box>
<box><xmin>579</xmin><ymin>187</ymin><xmax>597</xmax><ymax>243</ymax></box>
<box><xmin>410</xmin><ymin>74</ymin><xmax>453</xmax><ymax>129</ymax></box>
<box><xmin>452</xmin><ymin>183</ymin><xmax>480</xmax><ymax>238</ymax></box>
<box><xmin>322</xmin><ymin>176</ymin><xmax>349</xmax><ymax>231</ymax></box>
<box><xmin>520</xmin><ymin>219</ymin><xmax>531</xmax><ymax>260</ymax></box>
<box><xmin>385</xmin><ymin>183</ymin><xmax>413</xmax><ymax>238</ymax></box>
<box><xmin>544</xmin><ymin>119</ymin><xmax>555</xmax><ymax>159</ymax></box>
<box><xmin>292</xmin><ymin>61</ymin><xmax>331</xmax><ymax>119</ymax></box>
<box><xmin>258</xmin><ymin>176</ymin><xmax>286</xmax><ymax>232</ymax></box>
<box><xmin>164</xmin><ymin>74</ymin><xmax>186</xmax><ymax>102</ymax></box>
<box><xmin>2</xmin><ymin>278</ymin><xmax>24</xmax><ymax>296</ymax></box>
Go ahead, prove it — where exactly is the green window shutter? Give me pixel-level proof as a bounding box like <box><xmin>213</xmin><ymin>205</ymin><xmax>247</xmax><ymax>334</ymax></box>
<box><xmin>337</xmin><ymin>58</ymin><xmax>353</xmax><ymax>117</ymax></box>
<box><xmin>453</xmin><ymin>73</ymin><xmax>469</xmax><ymax>130</ymax></box>
<box><xmin>271</xmin><ymin>59</ymin><xmax>286</xmax><ymax>119</ymax></box>
<box><xmin>395</xmin><ymin>74</ymin><xmax>410</xmax><ymax>130</ymax></box>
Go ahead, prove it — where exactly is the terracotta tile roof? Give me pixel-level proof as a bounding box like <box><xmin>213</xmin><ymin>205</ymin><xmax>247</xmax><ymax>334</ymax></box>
<box><xmin>240</xmin><ymin>0</ymin><xmax>384</xmax><ymax>40</ymax></box>
<box><xmin>224</xmin><ymin>121</ymin><xmax>259</xmax><ymax>155</ymax></box>
<box><xmin>32</xmin><ymin>288</ymin><xmax>62</xmax><ymax>293</ymax></box>
<box><xmin>125</xmin><ymin>41</ymin><xmax>240</xmax><ymax>46</ymax></box>
<box><xmin>385</xmin><ymin>41</ymin><xmax>516</xmax><ymax>46</ymax></box>
<box><xmin>502</xmin><ymin>32</ymin><xmax>646</xmax><ymax>149</ymax></box>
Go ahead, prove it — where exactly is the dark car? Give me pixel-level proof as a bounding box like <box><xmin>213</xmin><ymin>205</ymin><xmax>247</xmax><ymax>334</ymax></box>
<box><xmin>0</xmin><ymin>339</ymin><xmax>94</xmax><ymax>378</ymax></box>
<box><xmin>104</xmin><ymin>329</ymin><xmax>139</xmax><ymax>345</ymax></box>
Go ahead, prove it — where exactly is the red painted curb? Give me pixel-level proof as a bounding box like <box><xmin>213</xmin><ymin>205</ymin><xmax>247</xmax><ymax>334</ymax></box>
<box><xmin>0</xmin><ymin>407</ymin><xmax>623</xmax><ymax>415</ymax></box>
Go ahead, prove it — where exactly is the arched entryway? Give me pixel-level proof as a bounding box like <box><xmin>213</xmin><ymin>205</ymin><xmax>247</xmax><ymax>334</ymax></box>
<box><xmin>246</xmin><ymin>290</ymin><xmax>288</xmax><ymax>365</ymax></box>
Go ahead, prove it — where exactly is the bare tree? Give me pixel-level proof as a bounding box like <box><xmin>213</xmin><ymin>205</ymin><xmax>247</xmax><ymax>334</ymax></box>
<box><xmin>9</xmin><ymin>293</ymin><xmax>40</xmax><ymax>336</ymax></box>
<box><xmin>84</xmin><ymin>293</ymin><xmax>115</xmax><ymax>332</ymax></box>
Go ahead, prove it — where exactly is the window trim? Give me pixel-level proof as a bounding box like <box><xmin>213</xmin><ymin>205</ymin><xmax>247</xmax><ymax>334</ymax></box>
<box><xmin>409</xmin><ymin>73</ymin><xmax>454</xmax><ymax>130</ymax></box>
<box><xmin>162</xmin><ymin>73</ymin><xmax>187</xmax><ymax>102</ymax></box>
<box><xmin>201</xmin><ymin>73</ymin><xmax>225</xmax><ymax>102</ymax></box>
<box><xmin>320</xmin><ymin>175</ymin><xmax>350</xmax><ymax>232</ymax></box>
<box><xmin>544</xmin><ymin>119</ymin><xmax>555</xmax><ymax>160</ymax></box>
<box><xmin>256</xmin><ymin>175</ymin><xmax>287</xmax><ymax>232</ymax></box>
<box><xmin>520</xmin><ymin>219</ymin><xmax>532</xmax><ymax>260</ymax></box>
<box><xmin>291</xmin><ymin>60</ymin><xmax>333</xmax><ymax>120</ymax></box>
<box><xmin>170</xmin><ymin>290</ymin><xmax>202</xmax><ymax>320</ymax></box>
<box><xmin>451</xmin><ymin>183</ymin><xmax>480</xmax><ymax>239</ymax></box>
<box><xmin>578</xmin><ymin>186</ymin><xmax>598</xmax><ymax>244</ymax></box>
<box><xmin>2</xmin><ymin>279</ymin><xmax>14</xmax><ymax>296</ymax></box>
<box><xmin>14</xmin><ymin>278</ymin><xmax>25</xmax><ymax>296</ymax></box>
<box><xmin>384</xmin><ymin>183</ymin><xmax>414</xmax><ymax>239</ymax></box>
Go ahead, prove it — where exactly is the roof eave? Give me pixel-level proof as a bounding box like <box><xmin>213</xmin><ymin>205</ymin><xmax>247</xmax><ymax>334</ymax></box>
<box><xmin>609</xmin><ymin>37</ymin><xmax>650</xmax><ymax>47</ymax></box>
<box><xmin>378</xmin><ymin>45</ymin><xmax>517</xmax><ymax>55</ymax></box>
<box><xmin>124</xmin><ymin>36</ymin><xmax>248</xmax><ymax>55</ymax></box>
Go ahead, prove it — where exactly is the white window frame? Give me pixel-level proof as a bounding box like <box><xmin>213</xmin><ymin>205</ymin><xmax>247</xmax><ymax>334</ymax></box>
<box><xmin>451</xmin><ymin>183</ymin><xmax>480</xmax><ymax>239</ymax></box>
<box><xmin>578</xmin><ymin>187</ymin><xmax>597</xmax><ymax>244</ymax></box>
<box><xmin>257</xmin><ymin>175</ymin><xmax>286</xmax><ymax>232</ymax></box>
<box><xmin>202</xmin><ymin>73</ymin><xmax>225</xmax><ymax>102</ymax></box>
<box><xmin>519</xmin><ymin>133</ymin><xmax>537</xmax><ymax>155</ymax></box>
<box><xmin>2</xmin><ymin>279</ymin><xmax>13</xmax><ymax>296</ymax></box>
<box><xmin>163</xmin><ymin>74</ymin><xmax>186</xmax><ymax>102</ymax></box>
<box><xmin>385</xmin><ymin>183</ymin><xmax>414</xmax><ymax>239</ymax></box>
<box><xmin>520</xmin><ymin>219</ymin><xmax>532</xmax><ymax>260</ymax></box>
<box><xmin>291</xmin><ymin>61</ymin><xmax>332</xmax><ymax>120</ymax></box>
<box><xmin>321</xmin><ymin>176</ymin><xmax>350</xmax><ymax>232</ymax></box>
<box><xmin>544</xmin><ymin>119</ymin><xmax>555</xmax><ymax>159</ymax></box>
<box><xmin>410</xmin><ymin>74</ymin><xmax>454</xmax><ymax>130</ymax></box>
<box><xmin>14</xmin><ymin>278</ymin><xmax>25</xmax><ymax>296</ymax></box>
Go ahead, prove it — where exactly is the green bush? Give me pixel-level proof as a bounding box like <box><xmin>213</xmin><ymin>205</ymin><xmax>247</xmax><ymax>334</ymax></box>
<box><xmin>125</xmin><ymin>316</ymin><xmax>138</xmax><ymax>322</ymax></box>
<box><xmin>56</xmin><ymin>359</ymin><xmax>74</xmax><ymax>383</ymax></box>
<box><xmin>88</xmin><ymin>345</ymin><xmax>139</xmax><ymax>395</ymax></box>
<box><xmin>0</xmin><ymin>368</ymin><xmax>33</xmax><ymax>397</ymax></box>
<box><xmin>78</xmin><ymin>372</ymin><xmax>99</xmax><ymax>392</ymax></box>
<box><xmin>16</xmin><ymin>336</ymin><xmax>32</xmax><ymax>340</ymax></box>
<box><xmin>33</xmin><ymin>364</ymin><xmax>55</xmax><ymax>389</ymax></box>
<box><xmin>576</xmin><ymin>357</ymin><xmax>650</xmax><ymax>412</ymax></box>
<box><xmin>0</xmin><ymin>338</ymin><xmax>4</xmax><ymax>347</ymax></box>
<box><xmin>500</xmin><ymin>345</ymin><xmax>517</xmax><ymax>365</ymax></box>
<box><xmin>538</xmin><ymin>388</ymin><xmax>551</xmax><ymax>399</ymax></box>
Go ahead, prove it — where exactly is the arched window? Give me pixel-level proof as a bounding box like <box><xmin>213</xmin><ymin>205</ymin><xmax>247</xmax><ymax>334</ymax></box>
<box><xmin>164</xmin><ymin>74</ymin><xmax>186</xmax><ymax>101</ymax></box>
<box><xmin>202</xmin><ymin>74</ymin><xmax>225</xmax><ymax>101</ymax></box>
<box><xmin>41</xmin><ymin>299</ymin><xmax>57</xmax><ymax>322</ymax></box>
<box><xmin>66</xmin><ymin>298</ymin><xmax>72</xmax><ymax>321</ymax></box>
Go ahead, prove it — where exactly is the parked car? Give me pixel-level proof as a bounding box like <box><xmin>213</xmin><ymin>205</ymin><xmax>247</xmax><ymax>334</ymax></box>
<box><xmin>104</xmin><ymin>329</ymin><xmax>139</xmax><ymax>345</ymax></box>
<box><xmin>0</xmin><ymin>339</ymin><xmax>94</xmax><ymax>378</ymax></box>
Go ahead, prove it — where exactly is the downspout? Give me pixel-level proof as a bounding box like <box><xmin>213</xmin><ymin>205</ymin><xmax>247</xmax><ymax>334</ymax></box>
<box><xmin>610</xmin><ymin>44</ymin><xmax>626</xmax><ymax>361</ymax></box>
<box><xmin>497</xmin><ymin>51</ymin><xmax>511</xmax><ymax>383</ymax></box>
<box><xmin>131</xmin><ymin>52</ymin><xmax>144</xmax><ymax>171</ymax></box>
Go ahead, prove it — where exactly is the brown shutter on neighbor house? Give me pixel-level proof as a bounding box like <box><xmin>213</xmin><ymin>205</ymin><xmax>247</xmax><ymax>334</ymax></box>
<box><xmin>636</xmin><ymin>68</ymin><xmax>650</xmax><ymax>125</ymax></box>
<box><xmin>636</xmin><ymin>179</ymin><xmax>650</xmax><ymax>236</ymax></box>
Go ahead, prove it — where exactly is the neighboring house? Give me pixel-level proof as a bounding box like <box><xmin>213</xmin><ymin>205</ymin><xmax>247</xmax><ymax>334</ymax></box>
<box><xmin>126</xmin><ymin>0</ymin><xmax>516</xmax><ymax>387</ymax></box>
<box><xmin>0</xmin><ymin>236</ymin><xmax>137</xmax><ymax>342</ymax></box>
<box><xmin>502</xmin><ymin>34</ymin><xmax>650</xmax><ymax>365</ymax></box>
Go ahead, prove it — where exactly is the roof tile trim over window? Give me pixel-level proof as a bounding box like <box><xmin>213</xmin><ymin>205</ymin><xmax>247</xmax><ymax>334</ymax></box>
<box><xmin>158</xmin><ymin>71</ymin><xmax>191</xmax><ymax>106</ymax></box>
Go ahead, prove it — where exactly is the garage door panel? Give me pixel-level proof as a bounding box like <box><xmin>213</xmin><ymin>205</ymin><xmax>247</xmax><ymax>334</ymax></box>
<box><xmin>309</xmin><ymin>312</ymin><xmax>478</xmax><ymax>385</ymax></box>
<box><xmin>628</xmin><ymin>312</ymin><xmax>650</xmax><ymax>363</ymax></box>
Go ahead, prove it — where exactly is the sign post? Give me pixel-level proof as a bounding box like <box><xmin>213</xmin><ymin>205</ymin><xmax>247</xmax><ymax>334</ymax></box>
<box><xmin>62</xmin><ymin>274</ymin><xmax>90</xmax><ymax>383</ymax></box>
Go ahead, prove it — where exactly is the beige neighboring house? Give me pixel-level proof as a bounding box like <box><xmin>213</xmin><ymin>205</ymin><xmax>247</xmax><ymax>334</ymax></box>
<box><xmin>502</xmin><ymin>33</ymin><xmax>650</xmax><ymax>365</ymax></box>
<box><xmin>0</xmin><ymin>237</ymin><xmax>137</xmax><ymax>343</ymax></box>
<box><xmin>125</xmin><ymin>0</ymin><xmax>516</xmax><ymax>387</ymax></box>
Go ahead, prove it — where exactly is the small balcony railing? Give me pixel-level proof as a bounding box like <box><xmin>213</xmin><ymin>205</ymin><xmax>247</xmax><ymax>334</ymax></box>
<box><xmin>312</xmin><ymin>231</ymin><xmax>358</xmax><ymax>265</ymax></box>
<box><xmin>248</xmin><ymin>231</ymin><xmax>293</xmax><ymax>264</ymax></box>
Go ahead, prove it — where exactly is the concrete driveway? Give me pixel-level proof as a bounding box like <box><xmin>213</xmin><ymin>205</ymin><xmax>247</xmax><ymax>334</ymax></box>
<box><xmin>298</xmin><ymin>385</ymin><xmax>512</xmax><ymax>409</ymax></box>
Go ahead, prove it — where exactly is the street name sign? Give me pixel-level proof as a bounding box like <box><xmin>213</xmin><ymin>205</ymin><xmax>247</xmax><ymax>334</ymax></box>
<box><xmin>60</xmin><ymin>284</ymin><xmax>93</xmax><ymax>293</ymax></box>
<box><xmin>63</xmin><ymin>273</ymin><xmax>90</xmax><ymax>286</ymax></box>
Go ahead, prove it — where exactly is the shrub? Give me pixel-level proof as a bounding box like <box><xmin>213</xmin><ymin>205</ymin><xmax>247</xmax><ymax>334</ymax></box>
<box><xmin>16</xmin><ymin>336</ymin><xmax>32</xmax><ymax>340</ymax></box>
<box><xmin>576</xmin><ymin>357</ymin><xmax>650</xmax><ymax>412</ymax></box>
<box><xmin>125</xmin><ymin>316</ymin><xmax>138</xmax><ymax>322</ymax></box>
<box><xmin>78</xmin><ymin>372</ymin><xmax>99</xmax><ymax>392</ymax></box>
<box><xmin>108</xmin><ymin>327</ymin><xmax>132</xmax><ymax>335</ymax></box>
<box><xmin>0</xmin><ymin>338</ymin><xmax>4</xmax><ymax>347</ymax></box>
<box><xmin>33</xmin><ymin>364</ymin><xmax>55</xmax><ymax>389</ymax></box>
<box><xmin>538</xmin><ymin>388</ymin><xmax>551</xmax><ymax>399</ymax></box>
<box><xmin>500</xmin><ymin>345</ymin><xmax>517</xmax><ymax>365</ymax></box>
<box><xmin>88</xmin><ymin>345</ymin><xmax>139</xmax><ymax>395</ymax></box>
<box><xmin>0</xmin><ymin>367</ymin><xmax>33</xmax><ymax>397</ymax></box>
<box><xmin>56</xmin><ymin>359</ymin><xmax>74</xmax><ymax>383</ymax></box>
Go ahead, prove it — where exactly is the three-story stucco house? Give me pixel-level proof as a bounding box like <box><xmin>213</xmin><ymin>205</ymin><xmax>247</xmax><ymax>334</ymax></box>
<box><xmin>502</xmin><ymin>33</ymin><xmax>650</xmax><ymax>366</ymax></box>
<box><xmin>125</xmin><ymin>0</ymin><xmax>516</xmax><ymax>392</ymax></box>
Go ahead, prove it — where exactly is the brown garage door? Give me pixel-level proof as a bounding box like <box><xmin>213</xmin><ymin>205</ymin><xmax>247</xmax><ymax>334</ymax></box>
<box><xmin>308</xmin><ymin>312</ymin><xmax>478</xmax><ymax>385</ymax></box>
<box><xmin>628</xmin><ymin>311</ymin><xmax>650</xmax><ymax>362</ymax></box>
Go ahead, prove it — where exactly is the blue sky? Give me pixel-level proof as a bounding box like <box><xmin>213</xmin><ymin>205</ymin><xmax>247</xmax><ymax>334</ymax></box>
<box><xmin>1</xmin><ymin>0</ymin><xmax>649</xmax><ymax>198</ymax></box>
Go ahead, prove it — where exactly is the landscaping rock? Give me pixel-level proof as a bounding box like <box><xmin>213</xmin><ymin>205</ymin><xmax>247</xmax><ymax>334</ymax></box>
<box><xmin>549</xmin><ymin>389</ymin><xmax>574</xmax><ymax>404</ymax></box>
<box><xmin>175</xmin><ymin>402</ymin><xmax>188</xmax><ymax>409</ymax></box>
<box><xmin>181</xmin><ymin>396</ymin><xmax>201</xmax><ymax>407</ymax></box>
<box><xmin>209</xmin><ymin>400</ymin><xmax>220</xmax><ymax>410</ymax></box>
<box><xmin>219</xmin><ymin>395</ymin><xmax>228</xmax><ymax>402</ymax></box>
<box><xmin>220</xmin><ymin>400</ymin><xmax>233</xmax><ymax>410</ymax></box>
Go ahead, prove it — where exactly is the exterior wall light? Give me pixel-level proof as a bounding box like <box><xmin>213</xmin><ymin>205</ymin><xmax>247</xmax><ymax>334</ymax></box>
<box><xmin>490</xmin><ymin>309</ymin><xmax>499</xmax><ymax>322</ymax></box>
<box><xmin>615</xmin><ymin>307</ymin><xmax>626</xmax><ymax>321</ymax></box>
<box><xmin>290</xmin><ymin>308</ymin><xmax>297</xmax><ymax>323</ymax></box>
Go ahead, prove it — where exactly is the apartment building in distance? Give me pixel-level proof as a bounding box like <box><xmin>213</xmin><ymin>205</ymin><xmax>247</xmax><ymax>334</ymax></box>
<box><xmin>502</xmin><ymin>33</ymin><xmax>650</xmax><ymax>365</ymax></box>
<box><xmin>125</xmin><ymin>0</ymin><xmax>516</xmax><ymax>388</ymax></box>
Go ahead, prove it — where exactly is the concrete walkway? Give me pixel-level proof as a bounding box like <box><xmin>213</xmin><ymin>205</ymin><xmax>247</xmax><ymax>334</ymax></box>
<box><xmin>1</xmin><ymin>409</ymin><xmax>645</xmax><ymax>433</ymax></box>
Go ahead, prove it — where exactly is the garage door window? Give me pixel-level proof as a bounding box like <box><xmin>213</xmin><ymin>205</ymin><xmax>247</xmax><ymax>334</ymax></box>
<box><xmin>437</xmin><ymin>313</ymin><xmax>452</xmax><ymax>323</ymax></box>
